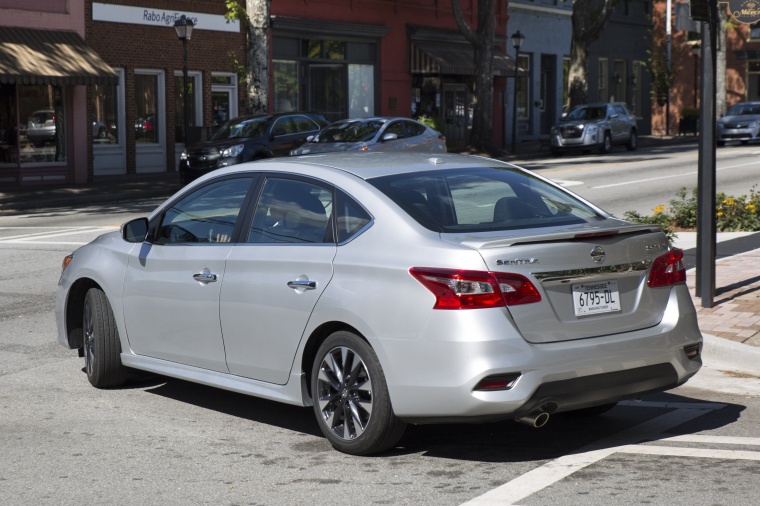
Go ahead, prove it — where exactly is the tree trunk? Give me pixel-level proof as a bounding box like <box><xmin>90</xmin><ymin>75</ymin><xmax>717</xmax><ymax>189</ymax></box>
<box><xmin>451</xmin><ymin>0</ymin><xmax>497</xmax><ymax>150</ymax></box>
<box><xmin>245</xmin><ymin>0</ymin><xmax>270</xmax><ymax>114</ymax></box>
<box><xmin>716</xmin><ymin>8</ymin><xmax>728</xmax><ymax>117</ymax></box>
<box><xmin>568</xmin><ymin>41</ymin><xmax>589</xmax><ymax>109</ymax></box>
<box><xmin>568</xmin><ymin>0</ymin><xmax>620</xmax><ymax>109</ymax></box>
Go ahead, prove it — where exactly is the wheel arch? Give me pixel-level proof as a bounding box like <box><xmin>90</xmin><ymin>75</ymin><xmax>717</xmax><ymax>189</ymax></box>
<box><xmin>300</xmin><ymin>321</ymin><xmax>366</xmax><ymax>403</ymax></box>
<box><xmin>64</xmin><ymin>277</ymin><xmax>100</xmax><ymax>350</ymax></box>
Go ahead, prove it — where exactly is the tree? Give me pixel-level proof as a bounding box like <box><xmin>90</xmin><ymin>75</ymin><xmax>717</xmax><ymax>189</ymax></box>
<box><xmin>226</xmin><ymin>0</ymin><xmax>270</xmax><ymax>114</ymax></box>
<box><xmin>451</xmin><ymin>0</ymin><xmax>499</xmax><ymax>150</ymax></box>
<box><xmin>568</xmin><ymin>0</ymin><xmax>621</xmax><ymax>108</ymax></box>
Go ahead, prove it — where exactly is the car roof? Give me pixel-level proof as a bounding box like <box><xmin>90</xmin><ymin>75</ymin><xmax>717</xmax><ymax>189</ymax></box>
<box><xmin>253</xmin><ymin>152</ymin><xmax>509</xmax><ymax>179</ymax></box>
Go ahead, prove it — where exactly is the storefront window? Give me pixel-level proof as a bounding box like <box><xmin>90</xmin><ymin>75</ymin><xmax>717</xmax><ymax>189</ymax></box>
<box><xmin>348</xmin><ymin>64</ymin><xmax>374</xmax><ymax>117</ymax></box>
<box><xmin>19</xmin><ymin>84</ymin><xmax>66</xmax><ymax>164</ymax></box>
<box><xmin>274</xmin><ymin>60</ymin><xmax>299</xmax><ymax>112</ymax></box>
<box><xmin>135</xmin><ymin>74</ymin><xmax>159</xmax><ymax>144</ymax></box>
<box><xmin>91</xmin><ymin>81</ymin><xmax>119</xmax><ymax>145</ymax></box>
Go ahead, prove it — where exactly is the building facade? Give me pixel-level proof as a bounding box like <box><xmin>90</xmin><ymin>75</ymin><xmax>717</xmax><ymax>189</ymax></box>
<box><xmin>84</xmin><ymin>0</ymin><xmax>246</xmax><ymax>179</ymax></box>
<box><xmin>270</xmin><ymin>0</ymin><xmax>512</xmax><ymax>149</ymax></box>
<box><xmin>0</xmin><ymin>0</ymin><xmax>116</xmax><ymax>186</ymax></box>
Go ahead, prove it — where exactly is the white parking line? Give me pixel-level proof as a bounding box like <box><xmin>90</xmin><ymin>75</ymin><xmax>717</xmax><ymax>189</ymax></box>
<box><xmin>461</xmin><ymin>402</ymin><xmax>727</xmax><ymax>506</ymax></box>
<box><xmin>0</xmin><ymin>226</ymin><xmax>117</xmax><ymax>245</ymax></box>
<box><xmin>592</xmin><ymin>160</ymin><xmax>760</xmax><ymax>189</ymax></box>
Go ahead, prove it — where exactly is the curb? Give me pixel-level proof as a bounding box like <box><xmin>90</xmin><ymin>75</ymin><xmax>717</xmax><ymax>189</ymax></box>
<box><xmin>701</xmin><ymin>333</ymin><xmax>760</xmax><ymax>377</ymax></box>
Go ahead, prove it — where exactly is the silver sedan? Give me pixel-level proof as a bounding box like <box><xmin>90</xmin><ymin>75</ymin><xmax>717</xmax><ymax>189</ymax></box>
<box><xmin>56</xmin><ymin>153</ymin><xmax>702</xmax><ymax>455</ymax></box>
<box><xmin>291</xmin><ymin>117</ymin><xmax>446</xmax><ymax>155</ymax></box>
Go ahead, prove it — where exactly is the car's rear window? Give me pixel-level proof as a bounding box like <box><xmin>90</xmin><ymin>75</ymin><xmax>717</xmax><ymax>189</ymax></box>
<box><xmin>369</xmin><ymin>167</ymin><xmax>603</xmax><ymax>233</ymax></box>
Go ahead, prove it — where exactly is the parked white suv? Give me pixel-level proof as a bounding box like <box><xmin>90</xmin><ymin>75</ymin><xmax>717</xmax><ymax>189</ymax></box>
<box><xmin>550</xmin><ymin>102</ymin><xmax>637</xmax><ymax>155</ymax></box>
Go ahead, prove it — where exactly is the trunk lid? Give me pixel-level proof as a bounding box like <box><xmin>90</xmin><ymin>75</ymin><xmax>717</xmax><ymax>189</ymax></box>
<box><xmin>445</xmin><ymin>223</ymin><xmax>673</xmax><ymax>344</ymax></box>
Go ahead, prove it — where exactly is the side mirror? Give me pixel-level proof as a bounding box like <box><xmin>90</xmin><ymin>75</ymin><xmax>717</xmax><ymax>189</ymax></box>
<box><xmin>382</xmin><ymin>132</ymin><xmax>399</xmax><ymax>142</ymax></box>
<box><xmin>121</xmin><ymin>218</ymin><xmax>149</xmax><ymax>243</ymax></box>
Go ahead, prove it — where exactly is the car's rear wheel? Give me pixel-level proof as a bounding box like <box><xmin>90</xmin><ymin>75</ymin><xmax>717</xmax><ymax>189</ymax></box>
<box><xmin>626</xmin><ymin>130</ymin><xmax>638</xmax><ymax>151</ymax></box>
<box><xmin>311</xmin><ymin>331</ymin><xmax>406</xmax><ymax>455</ymax></box>
<box><xmin>83</xmin><ymin>287</ymin><xmax>126</xmax><ymax>388</ymax></box>
<box><xmin>599</xmin><ymin>132</ymin><xmax>612</xmax><ymax>154</ymax></box>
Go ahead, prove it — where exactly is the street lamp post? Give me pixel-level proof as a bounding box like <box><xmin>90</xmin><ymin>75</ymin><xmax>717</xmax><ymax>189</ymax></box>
<box><xmin>174</xmin><ymin>15</ymin><xmax>194</xmax><ymax>147</ymax></box>
<box><xmin>511</xmin><ymin>30</ymin><xmax>525</xmax><ymax>154</ymax></box>
<box><xmin>691</xmin><ymin>44</ymin><xmax>701</xmax><ymax>108</ymax></box>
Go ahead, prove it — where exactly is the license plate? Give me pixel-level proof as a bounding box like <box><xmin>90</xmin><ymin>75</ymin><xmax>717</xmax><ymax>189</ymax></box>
<box><xmin>572</xmin><ymin>280</ymin><xmax>621</xmax><ymax>316</ymax></box>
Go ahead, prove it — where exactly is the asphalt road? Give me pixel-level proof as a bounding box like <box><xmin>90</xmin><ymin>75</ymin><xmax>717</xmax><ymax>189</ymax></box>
<box><xmin>2</xmin><ymin>149</ymin><xmax>760</xmax><ymax>504</ymax></box>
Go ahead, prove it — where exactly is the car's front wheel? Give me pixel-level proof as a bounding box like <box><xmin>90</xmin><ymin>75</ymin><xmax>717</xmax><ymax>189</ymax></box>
<box><xmin>626</xmin><ymin>130</ymin><xmax>638</xmax><ymax>151</ymax></box>
<box><xmin>599</xmin><ymin>132</ymin><xmax>612</xmax><ymax>154</ymax></box>
<box><xmin>83</xmin><ymin>287</ymin><xmax>127</xmax><ymax>388</ymax></box>
<box><xmin>311</xmin><ymin>331</ymin><xmax>406</xmax><ymax>455</ymax></box>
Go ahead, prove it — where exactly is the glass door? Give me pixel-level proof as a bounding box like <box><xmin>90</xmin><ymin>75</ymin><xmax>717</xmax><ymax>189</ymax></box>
<box><xmin>309</xmin><ymin>64</ymin><xmax>346</xmax><ymax>122</ymax></box>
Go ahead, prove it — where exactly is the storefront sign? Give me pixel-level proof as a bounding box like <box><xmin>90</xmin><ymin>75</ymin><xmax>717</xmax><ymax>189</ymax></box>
<box><xmin>727</xmin><ymin>0</ymin><xmax>760</xmax><ymax>24</ymax></box>
<box><xmin>92</xmin><ymin>3</ymin><xmax>240</xmax><ymax>32</ymax></box>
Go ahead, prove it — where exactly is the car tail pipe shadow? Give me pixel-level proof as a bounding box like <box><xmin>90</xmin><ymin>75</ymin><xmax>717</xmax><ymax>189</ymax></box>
<box><xmin>515</xmin><ymin>400</ymin><xmax>558</xmax><ymax>428</ymax></box>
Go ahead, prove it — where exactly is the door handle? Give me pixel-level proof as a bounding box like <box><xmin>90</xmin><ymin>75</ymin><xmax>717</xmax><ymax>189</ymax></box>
<box><xmin>193</xmin><ymin>270</ymin><xmax>218</xmax><ymax>284</ymax></box>
<box><xmin>287</xmin><ymin>280</ymin><xmax>317</xmax><ymax>290</ymax></box>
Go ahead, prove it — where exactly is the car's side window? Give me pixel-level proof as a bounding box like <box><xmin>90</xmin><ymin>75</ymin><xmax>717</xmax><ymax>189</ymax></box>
<box><xmin>291</xmin><ymin>115</ymin><xmax>322</xmax><ymax>134</ymax></box>
<box><xmin>384</xmin><ymin>121</ymin><xmax>407</xmax><ymax>139</ymax></box>
<box><xmin>248</xmin><ymin>178</ymin><xmax>333</xmax><ymax>244</ymax></box>
<box><xmin>336</xmin><ymin>190</ymin><xmax>372</xmax><ymax>242</ymax></box>
<box><xmin>271</xmin><ymin>117</ymin><xmax>293</xmax><ymax>136</ymax></box>
<box><xmin>406</xmin><ymin>121</ymin><xmax>426</xmax><ymax>136</ymax></box>
<box><xmin>155</xmin><ymin>178</ymin><xmax>252</xmax><ymax>245</ymax></box>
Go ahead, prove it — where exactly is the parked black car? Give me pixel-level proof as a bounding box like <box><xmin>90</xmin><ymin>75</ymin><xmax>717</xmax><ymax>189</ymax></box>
<box><xmin>180</xmin><ymin>112</ymin><xmax>329</xmax><ymax>183</ymax></box>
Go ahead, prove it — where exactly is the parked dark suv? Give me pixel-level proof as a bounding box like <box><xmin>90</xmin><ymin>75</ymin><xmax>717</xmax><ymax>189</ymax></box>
<box><xmin>180</xmin><ymin>112</ymin><xmax>329</xmax><ymax>183</ymax></box>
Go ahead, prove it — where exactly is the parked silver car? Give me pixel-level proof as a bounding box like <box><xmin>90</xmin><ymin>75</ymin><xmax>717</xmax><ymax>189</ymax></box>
<box><xmin>56</xmin><ymin>153</ymin><xmax>701</xmax><ymax>455</ymax></box>
<box><xmin>291</xmin><ymin>117</ymin><xmax>446</xmax><ymax>155</ymax></box>
<box><xmin>550</xmin><ymin>102</ymin><xmax>638</xmax><ymax>155</ymax></box>
<box><xmin>26</xmin><ymin>109</ymin><xmax>56</xmax><ymax>147</ymax></box>
<box><xmin>716</xmin><ymin>101</ymin><xmax>760</xmax><ymax>147</ymax></box>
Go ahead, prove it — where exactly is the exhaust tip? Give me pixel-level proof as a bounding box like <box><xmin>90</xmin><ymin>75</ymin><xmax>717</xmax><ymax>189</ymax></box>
<box><xmin>684</xmin><ymin>344</ymin><xmax>701</xmax><ymax>360</ymax></box>
<box><xmin>516</xmin><ymin>410</ymin><xmax>550</xmax><ymax>428</ymax></box>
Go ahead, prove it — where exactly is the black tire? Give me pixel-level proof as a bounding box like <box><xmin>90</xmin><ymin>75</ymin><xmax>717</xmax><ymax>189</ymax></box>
<box><xmin>717</xmin><ymin>140</ymin><xmax>726</xmax><ymax>147</ymax></box>
<box><xmin>311</xmin><ymin>331</ymin><xmax>406</xmax><ymax>455</ymax></box>
<box><xmin>562</xmin><ymin>402</ymin><xmax>618</xmax><ymax>418</ymax></box>
<box><xmin>626</xmin><ymin>130</ymin><xmax>638</xmax><ymax>151</ymax></box>
<box><xmin>740</xmin><ymin>140</ymin><xmax>749</xmax><ymax>145</ymax></box>
<box><xmin>83</xmin><ymin>288</ymin><xmax>127</xmax><ymax>388</ymax></box>
<box><xmin>599</xmin><ymin>132</ymin><xmax>612</xmax><ymax>154</ymax></box>
<box><xmin>550</xmin><ymin>148</ymin><xmax>563</xmax><ymax>157</ymax></box>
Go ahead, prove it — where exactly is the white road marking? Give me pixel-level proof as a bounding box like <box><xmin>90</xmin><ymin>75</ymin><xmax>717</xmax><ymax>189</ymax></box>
<box><xmin>592</xmin><ymin>160</ymin><xmax>760</xmax><ymax>189</ymax></box>
<box><xmin>0</xmin><ymin>226</ymin><xmax>117</xmax><ymax>245</ymax></box>
<box><xmin>552</xmin><ymin>179</ymin><xmax>585</xmax><ymax>187</ymax></box>
<box><xmin>620</xmin><ymin>444</ymin><xmax>760</xmax><ymax>460</ymax></box>
<box><xmin>460</xmin><ymin>402</ymin><xmax>729</xmax><ymax>506</ymax></box>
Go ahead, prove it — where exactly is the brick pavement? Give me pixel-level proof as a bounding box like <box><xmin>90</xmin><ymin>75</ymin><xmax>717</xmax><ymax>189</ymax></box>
<box><xmin>687</xmin><ymin>249</ymin><xmax>760</xmax><ymax>348</ymax></box>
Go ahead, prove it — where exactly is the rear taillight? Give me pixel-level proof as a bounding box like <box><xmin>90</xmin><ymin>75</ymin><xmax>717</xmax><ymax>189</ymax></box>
<box><xmin>409</xmin><ymin>267</ymin><xmax>541</xmax><ymax>309</ymax></box>
<box><xmin>647</xmin><ymin>248</ymin><xmax>686</xmax><ymax>288</ymax></box>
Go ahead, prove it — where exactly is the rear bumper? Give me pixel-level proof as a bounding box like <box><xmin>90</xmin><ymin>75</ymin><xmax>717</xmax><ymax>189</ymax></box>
<box><xmin>376</xmin><ymin>286</ymin><xmax>702</xmax><ymax>423</ymax></box>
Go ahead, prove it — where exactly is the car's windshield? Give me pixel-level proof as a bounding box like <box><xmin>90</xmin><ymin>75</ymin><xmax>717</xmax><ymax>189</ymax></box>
<box><xmin>315</xmin><ymin>120</ymin><xmax>386</xmax><ymax>143</ymax></box>
<box><xmin>565</xmin><ymin>106</ymin><xmax>606</xmax><ymax>121</ymax></box>
<box><xmin>211</xmin><ymin>117</ymin><xmax>269</xmax><ymax>140</ymax></box>
<box><xmin>369</xmin><ymin>167</ymin><xmax>603</xmax><ymax>233</ymax></box>
<box><xmin>726</xmin><ymin>103</ymin><xmax>760</xmax><ymax>116</ymax></box>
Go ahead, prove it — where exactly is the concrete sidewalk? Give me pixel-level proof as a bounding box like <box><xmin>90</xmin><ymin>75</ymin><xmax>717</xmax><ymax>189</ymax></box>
<box><xmin>2</xmin><ymin>133</ymin><xmax>759</xmax><ymax>379</ymax></box>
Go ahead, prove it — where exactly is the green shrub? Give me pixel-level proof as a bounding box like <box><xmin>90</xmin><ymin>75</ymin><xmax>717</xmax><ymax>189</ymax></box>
<box><xmin>417</xmin><ymin>115</ymin><xmax>444</xmax><ymax>133</ymax></box>
<box><xmin>624</xmin><ymin>186</ymin><xmax>760</xmax><ymax>240</ymax></box>
<box><xmin>681</xmin><ymin>107</ymin><xmax>700</xmax><ymax>121</ymax></box>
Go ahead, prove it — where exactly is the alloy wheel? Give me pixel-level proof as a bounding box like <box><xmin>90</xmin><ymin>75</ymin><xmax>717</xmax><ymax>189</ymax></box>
<box><xmin>316</xmin><ymin>346</ymin><xmax>373</xmax><ymax>441</ymax></box>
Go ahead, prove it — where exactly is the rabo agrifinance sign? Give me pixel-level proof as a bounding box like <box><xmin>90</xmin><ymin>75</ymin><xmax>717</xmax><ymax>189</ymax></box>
<box><xmin>92</xmin><ymin>3</ymin><xmax>240</xmax><ymax>33</ymax></box>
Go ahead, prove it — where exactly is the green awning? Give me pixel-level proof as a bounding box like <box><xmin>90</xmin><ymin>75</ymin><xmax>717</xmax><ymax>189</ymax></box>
<box><xmin>0</xmin><ymin>26</ymin><xmax>117</xmax><ymax>86</ymax></box>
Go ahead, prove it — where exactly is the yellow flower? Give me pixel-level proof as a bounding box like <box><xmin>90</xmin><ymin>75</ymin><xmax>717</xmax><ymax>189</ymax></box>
<box><xmin>653</xmin><ymin>205</ymin><xmax>665</xmax><ymax>215</ymax></box>
<box><xmin>717</xmin><ymin>211</ymin><xmax>723</xmax><ymax>217</ymax></box>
